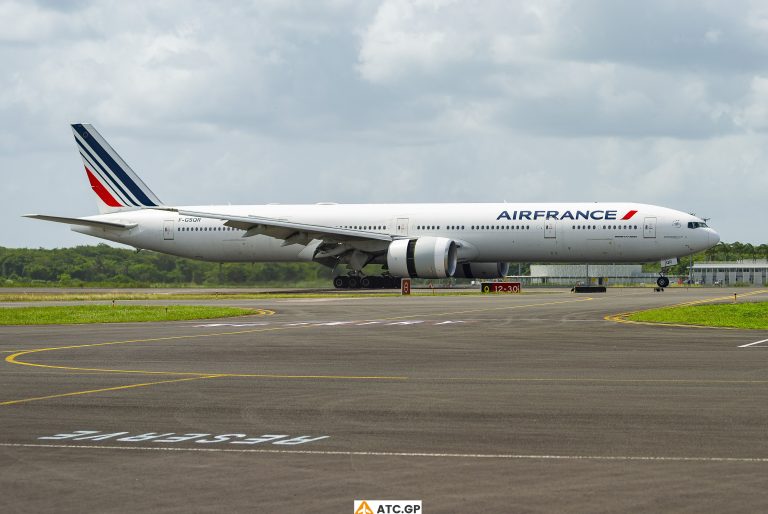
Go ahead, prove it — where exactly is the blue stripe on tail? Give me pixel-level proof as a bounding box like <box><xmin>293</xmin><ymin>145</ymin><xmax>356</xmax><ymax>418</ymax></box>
<box><xmin>76</xmin><ymin>138</ymin><xmax>138</xmax><ymax>207</ymax></box>
<box><xmin>72</xmin><ymin>124</ymin><xmax>157</xmax><ymax>207</ymax></box>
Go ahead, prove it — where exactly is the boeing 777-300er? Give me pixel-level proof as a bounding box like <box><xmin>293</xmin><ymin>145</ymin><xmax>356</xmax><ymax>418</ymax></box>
<box><xmin>25</xmin><ymin>124</ymin><xmax>720</xmax><ymax>288</ymax></box>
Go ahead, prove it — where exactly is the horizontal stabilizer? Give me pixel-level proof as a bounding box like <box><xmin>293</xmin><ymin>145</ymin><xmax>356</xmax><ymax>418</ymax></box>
<box><xmin>24</xmin><ymin>214</ymin><xmax>137</xmax><ymax>230</ymax></box>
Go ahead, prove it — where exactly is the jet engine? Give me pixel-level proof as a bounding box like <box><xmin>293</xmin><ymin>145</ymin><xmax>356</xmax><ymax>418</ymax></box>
<box><xmin>387</xmin><ymin>237</ymin><xmax>458</xmax><ymax>278</ymax></box>
<box><xmin>452</xmin><ymin>262</ymin><xmax>510</xmax><ymax>279</ymax></box>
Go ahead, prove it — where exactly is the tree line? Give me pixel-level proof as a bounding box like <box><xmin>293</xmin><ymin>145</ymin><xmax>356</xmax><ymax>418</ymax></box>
<box><xmin>0</xmin><ymin>241</ymin><xmax>764</xmax><ymax>287</ymax></box>
<box><xmin>0</xmin><ymin>244</ymin><xmax>333</xmax><ymax>287</ymax></box>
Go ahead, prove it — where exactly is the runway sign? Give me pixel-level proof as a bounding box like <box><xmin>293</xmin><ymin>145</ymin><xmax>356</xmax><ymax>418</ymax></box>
<box><xmin>481</xmin><ymin>282</ymin><xmax>521</xmax><ymax>293</ymax></box>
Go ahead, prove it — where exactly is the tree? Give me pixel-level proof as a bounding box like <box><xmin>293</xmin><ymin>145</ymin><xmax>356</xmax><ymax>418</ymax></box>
<box><xmin>758</xmin><ymin>244</ymin><xmax>768</xmax><ymax>261</ymax></box>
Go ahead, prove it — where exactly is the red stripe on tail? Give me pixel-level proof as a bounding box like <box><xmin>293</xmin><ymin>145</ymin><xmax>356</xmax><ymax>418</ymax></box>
<box><xmin>85</xmin><ymin>167</ymin><xmax>122</xmax><ymax>207</ymax></box>
<box><xmin>621</xmin><ymin>209</ymin><xmax>638</xmax><ymax>220</ymax></box>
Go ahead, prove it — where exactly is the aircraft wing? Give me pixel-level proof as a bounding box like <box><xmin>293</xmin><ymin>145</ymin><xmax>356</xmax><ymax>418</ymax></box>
<box><xmin>24</xmin><ymin>214</ymin><xmax>137</xmax><ymax>230</ymax></box>
<box><xmin>171</xmin><ymin>208</ymin><xmax>397</xmax><ymax>245</ymax></box>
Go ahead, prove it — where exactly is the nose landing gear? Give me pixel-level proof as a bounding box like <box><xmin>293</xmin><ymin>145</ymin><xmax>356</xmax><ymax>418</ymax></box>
<box><xmin>657</xmin><ymin>271</ymin><xmax>670</xmax><ymax>289</ymax></box>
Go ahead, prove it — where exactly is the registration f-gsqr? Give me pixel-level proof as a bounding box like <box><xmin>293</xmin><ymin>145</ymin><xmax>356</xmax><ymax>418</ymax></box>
<box><xmin>355</xmin><ymin>500</ymin><xmax>422</xmax><ymax>514</ymax></box>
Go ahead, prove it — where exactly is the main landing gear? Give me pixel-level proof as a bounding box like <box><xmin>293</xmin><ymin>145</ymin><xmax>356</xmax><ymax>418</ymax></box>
<box><xmin>333</xmin><ymin>275</ymin><xmax>401</xmax><ymax>289</ymax></box>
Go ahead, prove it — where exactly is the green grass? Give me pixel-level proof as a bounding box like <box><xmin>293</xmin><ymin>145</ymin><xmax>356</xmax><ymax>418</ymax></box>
<box><xmin>0</xmin><ymin>305</ymin><xmax>258</xmax><ymax>325</ymax></box>
<box><xmin>0</xmin><ymin>292</ymin><xmax>395</xmax><ymax>302</ymax></box>
<box><xmin>0</xmin><ymin>290</ymin><xmax>532</xmax><ymax>302</ymax></box>
<box><xmin>627</xmin><ymin>302</ymin><xmax>768</xmax><ymax>329</ymax></box>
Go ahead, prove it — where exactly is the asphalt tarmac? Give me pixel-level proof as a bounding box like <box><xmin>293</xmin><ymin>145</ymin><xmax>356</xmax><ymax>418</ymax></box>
<box><xmin>1</xmin><ymin>288</ymin><xmax>767</xmax><ymax>513</ymax></box>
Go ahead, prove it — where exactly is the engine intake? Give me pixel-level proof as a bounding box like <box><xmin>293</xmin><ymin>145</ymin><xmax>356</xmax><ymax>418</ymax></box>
<box><xmin>452</xmin><ymin>262</ymin><xmax>510</xmax><ymax>279</ymax></box>
<box><xmin>387</xmin><ymin>237</ymin><xmax>458</xmax><ymax>278</ymax></box>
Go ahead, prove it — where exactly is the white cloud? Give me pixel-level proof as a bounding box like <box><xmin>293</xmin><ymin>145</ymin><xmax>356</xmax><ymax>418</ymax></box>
<box><xmin>358</xmin><ymin>0</ymin><xmax>474</xmax><ymax>83</ymax></box>
<box><xmin>1</xmin><ymin>0</ymin><xmax>767</xmax><ymax>248</ymax></box>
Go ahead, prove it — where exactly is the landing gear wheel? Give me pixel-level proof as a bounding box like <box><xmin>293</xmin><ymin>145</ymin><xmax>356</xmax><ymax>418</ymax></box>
<box><xmin>657</xmin><ymin>276</ymin><xmax>670</xmax><ymax>288</ymax></box>
<box><xmin>333</xmin><ymin>276</ymin><xmax>349</xmax><ymax>289</ymax></box>
<box><xmin>360</xmin><ymin>276</ymin><xmax>372</xmax><ymax>289</ymax></box>
<box><xmin>348</xmin><ymin>276</ymin><xmax>360</xmax><ymax>289</ymax></box>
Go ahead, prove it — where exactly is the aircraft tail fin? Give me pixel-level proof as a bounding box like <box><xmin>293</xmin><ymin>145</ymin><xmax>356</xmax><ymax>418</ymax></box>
<box><xmin>71</xmin><ymin>123</ymin><xmax>164</xmax><ymax>213</ymax></box>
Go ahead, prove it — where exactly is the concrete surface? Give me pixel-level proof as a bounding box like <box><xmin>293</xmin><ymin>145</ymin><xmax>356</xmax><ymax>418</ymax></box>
<box><xmin>1</xmin><ymin>288</ymin><xmax>767</xmax><ymax>513</ymax></box>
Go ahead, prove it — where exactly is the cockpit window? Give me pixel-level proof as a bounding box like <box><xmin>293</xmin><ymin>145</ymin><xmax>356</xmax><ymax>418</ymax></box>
<box><xmin>687</xmin><ymin>221</ymin><xmax>708</xmax><ymax>229</ymax></box>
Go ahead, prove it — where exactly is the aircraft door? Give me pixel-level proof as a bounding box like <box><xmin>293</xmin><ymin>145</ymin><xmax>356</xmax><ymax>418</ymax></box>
<box><xmin>163</xmin><ymin>220</ymin><xmax>175</xmax><ymax>240</ymax></box>
<box><xmin>544</xmin><ymin>221</ymin><xmax>556</xmax><ymax>239</ymax></box>
<box><xmin>395</xmin><ymin>217</ymin><xmax>409</xmax><ymax>236</ymax></box>
<box><xmin>643</xmin><ymin>217</ymin><xmax>656</xmax><ymax>238</ymax></box>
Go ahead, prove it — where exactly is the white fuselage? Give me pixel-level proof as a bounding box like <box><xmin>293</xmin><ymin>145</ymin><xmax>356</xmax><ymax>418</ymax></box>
<box><xmin>72</xmin><ymin>202</ymin><xmax>719</xmax><ymax>264</ymax></box>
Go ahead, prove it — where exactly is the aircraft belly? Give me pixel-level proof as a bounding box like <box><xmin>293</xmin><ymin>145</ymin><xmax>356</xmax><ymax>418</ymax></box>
<box><xmin>171</xmin><ymin>235</ymin><xmax>304</xmax><ymax>262</ymax></box>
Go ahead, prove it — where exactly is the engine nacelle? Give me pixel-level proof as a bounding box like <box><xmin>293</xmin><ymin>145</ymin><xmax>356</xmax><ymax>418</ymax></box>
<box><xmin>452</xmin><ymin>262</ymin><xmax>510</xmax><ymax>279</ymax></box>
<box><xmin>387</xmin><ymin>237</ymin><xmax>458</xmax><ymax>278</ymax></box>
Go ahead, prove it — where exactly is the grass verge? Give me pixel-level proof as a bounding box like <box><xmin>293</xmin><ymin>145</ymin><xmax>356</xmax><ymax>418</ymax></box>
<box><xmin>0</xmin><ymin>292</ymin><xmax>398</xmax><ymax>301</ymax></box>
<box><xmin>0</xmin><ymin>305</ymin><xmax>257</xmax><ymax>325</ymax></box>
<box><xmin>0</xmin><ymin>290</ymin><xmax>513</xmax><ymax>302</ymax></box>
<box><xmin>627</xmin><ymin>302</ymin><xmax>768</xmax><ymax>329</ymax></box>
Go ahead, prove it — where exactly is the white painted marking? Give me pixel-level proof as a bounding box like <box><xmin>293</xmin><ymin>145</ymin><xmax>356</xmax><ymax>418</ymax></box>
<box><xmin>739</xmin><ymin>338</ymin><xmax>768</xmax><ymax>348</ymax></box>
<box><xmin>3</xmin><ymin>443</ymin><xmax>768</xmax><ymax>463</ymax></box>
<box><xmin>195</xmin><ymin>323</ymin><xmax>269</xmax><ymax>328</ymax></box>
<box><xmin>195</xmin><ymin>320</ymin><xmax>473</xmax><ymax>329</ymax></box>
<box><xmin>37</xmin><ymin>430</ymin><xmax>328</xmax><ymax>445</ymax></box>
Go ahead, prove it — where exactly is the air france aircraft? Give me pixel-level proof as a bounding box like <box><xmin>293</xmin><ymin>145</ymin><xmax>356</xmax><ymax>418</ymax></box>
<box><xmin>26</xmin><ymin>124</ymin><xmax>720</xmax><ymax>288</ymax></box>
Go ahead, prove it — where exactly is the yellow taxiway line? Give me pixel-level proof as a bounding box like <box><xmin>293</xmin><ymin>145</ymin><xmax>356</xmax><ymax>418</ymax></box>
<box><xmin>2</xmin><ymin>297</ymin><xmax>593</xmax><ymax>405</ymax></box>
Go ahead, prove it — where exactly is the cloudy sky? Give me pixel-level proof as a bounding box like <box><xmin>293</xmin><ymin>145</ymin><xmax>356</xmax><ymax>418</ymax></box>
<box><xmin>2</xmin><ymin>0</ymin><xmax>767</xmax><ymax>248</ymax></box>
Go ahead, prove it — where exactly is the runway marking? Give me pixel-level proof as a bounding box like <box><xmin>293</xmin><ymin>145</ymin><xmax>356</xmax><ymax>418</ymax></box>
<box><xmin>38</xmin><ymin>430</ymin><xmax>329</xmax><ymax>445</ymax></box>
<box><xmin>739</xmin><ymin>338</ymin><xmax>768</xmax><ymax>348</ymax></box>
<box><xmin>0</xmin><ymin>375</ymin><xmax>222</xmax><ymax>406</ymax></box>
<box><xmin>1</xmin><ymin>296</ymin><xmax>594</xmax><ymax>405</ymax></box>
<box><xmin>194</xmin><ymin>322</ymin><xmax>270</xmax><ymax>327</ymax></box>
<box><xmin>5</xmin><ymin>296</ymin><xmax>594</xmax><ymax>376</ymax></box>
<box><xmin>421</xmin><ymin>376</ymin><xmax>768</xmax><ymax>385</ymax></box>
<box><xmin>394</xmin><ymin>297</ymin><xmax>595</xmax><ymax>320</ymax></box>
<box><xmin>2</xmin><ymin>442</ymin><xmax>767</xmax><ymax>463</ymax></box>
<box><xmin>0</xmin><ymin>373</ymin><xmax>408</xmax><ymax>406</ymax></box>
<box><xmin>605</xmin><ymin>289</ymin><xmax>768</xmax><ymax>329</ymax></box>
<box><xmin>196</xmin><ymin>320</ymin><xmax>470</xmax><ymax>328</ymax></box>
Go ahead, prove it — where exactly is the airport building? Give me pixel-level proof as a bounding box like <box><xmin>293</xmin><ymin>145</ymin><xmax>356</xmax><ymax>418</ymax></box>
<box><xmin>525</xmin><ymin>264</ymin><xmax>660</xmax><ymax>286</ymax></box>
<box><xmin>689</xmin><ymin>261</ymin><xmax>768</xmax><ymax>286</ymax></box>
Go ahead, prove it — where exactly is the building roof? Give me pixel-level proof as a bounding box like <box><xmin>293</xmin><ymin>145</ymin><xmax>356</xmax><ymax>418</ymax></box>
<box><xmin>691</xmin><ymin>261</ymin><xmax>768</xmax><ymax>269</ymax></box>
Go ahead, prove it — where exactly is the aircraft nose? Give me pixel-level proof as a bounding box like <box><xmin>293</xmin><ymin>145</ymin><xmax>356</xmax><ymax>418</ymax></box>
<box><xmin>709</xmin><ymin>229</ymin><xmax>720</xmax><ymax>246</ymax></box>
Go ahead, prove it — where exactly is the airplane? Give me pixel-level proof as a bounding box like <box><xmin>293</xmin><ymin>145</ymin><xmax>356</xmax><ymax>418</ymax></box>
<box><xmin>25</xmin><ymin>124</ymin><xmax>720</xmax><ymax>289</ymax></box>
